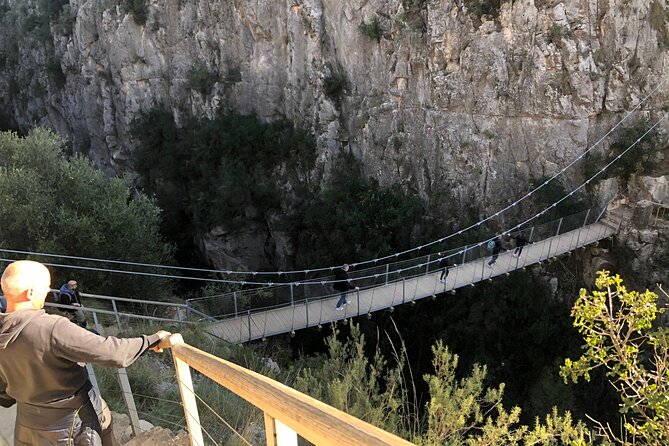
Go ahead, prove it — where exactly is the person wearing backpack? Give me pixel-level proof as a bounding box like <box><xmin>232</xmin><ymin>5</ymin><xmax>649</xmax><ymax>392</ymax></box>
<box><xmin>487</xmin><ymin>235</ymin><xmax>502</xmax><ymax>268</ymax></box>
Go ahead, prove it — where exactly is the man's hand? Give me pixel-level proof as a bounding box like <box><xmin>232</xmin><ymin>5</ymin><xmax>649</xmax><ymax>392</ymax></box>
<box><xmin>72</xmin><ymin>303</ymin><xmax>81</xmax><ymax>307</ymax></box>
<box><xmin>150</xmin><ymin>330</ymin><xmax>172</xmax><ymax>353</ymax></box>
<box><xmin>355</xmin><ymin>286</ymin><xmax>360</xmax><ymax>290</ymax></box>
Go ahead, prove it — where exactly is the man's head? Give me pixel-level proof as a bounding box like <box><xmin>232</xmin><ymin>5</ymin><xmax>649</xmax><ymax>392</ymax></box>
<box><xmin>67</xmin><ymin>280</ymin><xmax>77</xmax><ymax>290</ymax></box>
<box><xmin>1</xmin><ymin>260</ymin><xmax>51</xmax><ymax>311</ymax></box>
<box><xmin>342</xmin><ymin>264</ymin><xmax>350</xmax><ymax>272</ymax></box>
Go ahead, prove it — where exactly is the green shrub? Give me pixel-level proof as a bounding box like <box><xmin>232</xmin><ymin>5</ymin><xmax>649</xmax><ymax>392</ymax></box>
<box><xmin>463</xmin><ymin>0</ymin><xmax>509</xmax><ymax>20</ymax></box>
<box><xmin>649</xmin><ymin>0</ymin><xmax>669</xmax><ymax>49</ymax></box>
<box><xmin>124</xmin><ymin>0</ymin><xmax>148</xmax><ymax>26</ymax></box>
<box><xmin>293</xmin><ymin>154</ymin><xmax>425</xmax><ymax>267</ymax></box>
<box><xmin>0</xmin><ymin>128</ymin><xmax>175</xmax><ymax>299</ymax></box>
<box><xmin>546</xmin><ymin>23</ymin><xmax>573</xmax><ymax>45</ymax></box>
<box><xmin>358</xmin><ymin>17</ymin><xmax>382</xmax><ymax>42</ymax></box>
<box><xmin>323</xmin><ymin>71</ymin><xmax>346</xmax><ymax>102</ymax></box>
<box><xmin>131</xmin><ymin>108</ymin><xmax>317</xmax><ymax>259</ymax></box>
<box><xmin>186</xmin><ymin>64</ymin><xmax>220</xmax><ymax>95</ymax></box>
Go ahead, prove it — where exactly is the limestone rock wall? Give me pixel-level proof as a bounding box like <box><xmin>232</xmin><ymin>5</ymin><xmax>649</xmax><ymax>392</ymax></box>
<box><xmin>1</xmin><ymin>0</ymin><xmax>668</xmax><ymax>269</ymax></box>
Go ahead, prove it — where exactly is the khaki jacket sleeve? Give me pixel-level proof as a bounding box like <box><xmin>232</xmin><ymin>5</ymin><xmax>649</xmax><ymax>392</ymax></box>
<box><xmin>50</xmin><ymin>318</ymin><xmax>161</xmax><ymax>368</ymax></box>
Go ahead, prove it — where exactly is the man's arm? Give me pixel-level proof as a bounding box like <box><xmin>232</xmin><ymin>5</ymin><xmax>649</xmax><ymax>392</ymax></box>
<box><xmin>51</xmin><ymin>319</ymin><xmax>169</xmax><ymax>368</ymax></box>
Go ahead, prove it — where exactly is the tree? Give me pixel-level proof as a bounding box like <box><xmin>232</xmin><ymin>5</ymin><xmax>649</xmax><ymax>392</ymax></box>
<box><xmin>561</xmin><ymin>271</ymin><xmax>669</xmax><ymax>444</ymax></box>
<box><xmin>0</xmin><ymin>128</ymin><xmax>175</xmax><ymax>300</ymax></box>
<box><xmin>291</xmin><ymin>322</ymin><xmax>412</xmax><ymax>437</ymax></box>
<box><xmin>420</xmin><ymin>341</ymin><xmax>590</xmax><ymax>445</ymax></box>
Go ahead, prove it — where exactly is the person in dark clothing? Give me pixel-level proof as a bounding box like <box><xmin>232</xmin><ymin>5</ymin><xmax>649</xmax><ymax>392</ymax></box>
<box><xmin>438</xmin><ymin>254</ymin><xmax>454</xmax><ymax>284</ymax></box>
<box><xmin>487</xmin><ymin>235</ymin><xmax>502</xmax><ymax>268</ymax></box>
<box><xmin>510</xmin><ymin>234</ymin><xmax>530</xmax><ymax>257</ymax></box>
<box><xmin>59</xmin><ymin>279</ymin><xmax>87</xmax><ymax>328</ymax></box>
<box><xmin>334</xmin><ymin>264</ymin><xmax>359</xmax><ymax>310</ymax></box>
<box><xmin>0</xmin><ymin>260</ymin><xmax>171</xmax><ymax>446</ymax></box>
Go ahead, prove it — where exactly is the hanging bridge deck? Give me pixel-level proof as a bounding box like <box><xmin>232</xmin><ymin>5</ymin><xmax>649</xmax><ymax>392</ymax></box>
<box><xmin>208</xmin><ymin>220</ymin><xmax>618</xmax><ymax>344</ymax></box>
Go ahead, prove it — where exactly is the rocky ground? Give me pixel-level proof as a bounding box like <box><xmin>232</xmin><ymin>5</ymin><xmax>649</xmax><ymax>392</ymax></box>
<box><xmin>0</xmin><ymin>407</ymin><xmax>188</xmax><ymax>446</ymax></box>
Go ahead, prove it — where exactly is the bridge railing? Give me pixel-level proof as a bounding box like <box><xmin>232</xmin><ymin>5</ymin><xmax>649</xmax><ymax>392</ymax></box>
<box><xmin>166</xmin><ymin>333</ymin><xmax>415</xmax><ymax>446</ymax></box>
<box><xmin>187</xmin><ymin>207</ymin><xmax>611</xmax><ymax>319</ymax></box>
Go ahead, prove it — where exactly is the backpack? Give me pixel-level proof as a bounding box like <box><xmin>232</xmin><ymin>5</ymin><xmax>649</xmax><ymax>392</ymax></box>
<box><xmin>486</xmin><ymin>240</ymin><xmax>495</xmax><ymax>252</ymax></box>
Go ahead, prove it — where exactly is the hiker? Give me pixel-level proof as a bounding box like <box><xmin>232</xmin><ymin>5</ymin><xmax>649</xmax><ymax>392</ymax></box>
<box><xmin>59</xmin><ymin>279</ymin><xmax>87</xmax><ymax>328</ymax></box>
<box><xmin>510</xmin><ymin>234</ymin><xmax>530</xmax><ymax>257</ymax></box>
<box><xmin>0</xmin><ymin>260</ymin><xmax>171</xmax><ymax>446</ymax></box>
<box><xmin>334</xmin><ymin>264</ymin><xmax>359</xmax><ymax>310</ymax></box>
<box><xmin>438</xmin><ymin>254</ymin><xmax>454</xmax><ymax>284</ymax></box>
<box><xmin>487</xmin><ymin>235</ymin><xmax>502</xmax><ymax>268</ymax></box>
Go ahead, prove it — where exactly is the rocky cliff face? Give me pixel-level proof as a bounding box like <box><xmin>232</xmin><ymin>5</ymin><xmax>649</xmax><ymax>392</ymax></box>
<box><xmin>1</xmin><ymin>0</ymin><xmax>667</xmax><ymax>270</ymax></box>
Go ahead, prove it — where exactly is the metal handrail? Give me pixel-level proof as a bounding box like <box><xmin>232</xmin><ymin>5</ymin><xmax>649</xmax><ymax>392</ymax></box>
<box><xmin>187</xmin><ymin>208</ymin><xmax>596</xmax><ymax>318</ymax></box>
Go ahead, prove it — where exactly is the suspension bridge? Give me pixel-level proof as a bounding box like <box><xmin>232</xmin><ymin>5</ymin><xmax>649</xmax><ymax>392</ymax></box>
<box><xmin>201</xmin><ymin>203</ymin><xmax>631</xmax><ymax>344</ymax></box>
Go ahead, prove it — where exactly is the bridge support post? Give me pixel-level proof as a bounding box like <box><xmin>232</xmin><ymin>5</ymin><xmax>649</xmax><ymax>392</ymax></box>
<box><xmin>234</xmin><ymin>292</ymin><xmax>238</xmax><ymax>318</ymax></box>
<box><xmin>247</xmin><ymin>310</ymin><xmax>252</xmax><ymax>343</ymax></box>
<box><xmin>402</xmin><ymin>279</ymin><xmax>405</xmax><ymax>304</ymax></box>
<box><xmin>575</xmin><ymin>209</ymin><xmax>590</xmax><ymax>249</ymax></box>
<box><xmin>305</xmin><ymin>299</ymin><xmax>309</xmax><ymax>327</ymax></box>
<box><xmin>385</xmin><ymin>264</ymin><xmax>389</xmax><ymax>285</ymax></box>
<box><xmin>290</xmin><ymin>284</ymin><xmax>294</xmax><ymax>306</ymax></box>
<box><xmin>547</xmin><ymin>218</ymin><xmax>562</xmax><ymax>258</ymax></box>
<box><xmin>425</xmin><ymin>254</ymin><xmax>431</xmax><ymax>275</ymax></box>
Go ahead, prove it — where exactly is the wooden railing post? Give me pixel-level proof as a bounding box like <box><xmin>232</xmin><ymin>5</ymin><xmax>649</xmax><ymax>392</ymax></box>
<box><xmin>169</xmin><ymin>334</ymin><xmax>205</xmax><ymax>446</ymax></box>
<box><xmin>264</xmin><ymin>414</ymin><xmax>298</xmax><ymax>446</ymax></box>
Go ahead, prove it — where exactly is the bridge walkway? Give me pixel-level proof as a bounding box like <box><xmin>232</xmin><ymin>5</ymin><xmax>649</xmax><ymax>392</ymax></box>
<box><xmin>209</xmin><ymin>210</ymin><xmax>626</xmax><ymax>344</ymax></box>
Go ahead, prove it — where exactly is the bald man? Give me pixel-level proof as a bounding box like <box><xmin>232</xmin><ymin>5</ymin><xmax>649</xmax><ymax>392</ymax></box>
<box><xmin>0</xmin><ymin>261</ymin><xmax>171</xmax><ymax>446</ymax></box>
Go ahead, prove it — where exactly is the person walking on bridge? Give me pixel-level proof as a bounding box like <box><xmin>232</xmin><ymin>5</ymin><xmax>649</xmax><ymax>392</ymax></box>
<box><xmin>487</xmin><ymin>235</ymin><xmax>502</xmax><ymax>268</ymax></box>
<box><xmin>0</xmin><ymin>260</ymin><xmax>171</xmax><ymax>446</ymax></box>
<box><xmin>334</xmin><ymin>264</ymin><xmax>359</xmax><ymax>311</ymax></box>
<box><xmin>510</xmin><ymin>233</ymin><xmax>530</xmax><ymax>257</ymax></box>
<box><xmin>438</xmin><ymin>253</ymin><xmax>454</xmax><ymax>284</ymax></box>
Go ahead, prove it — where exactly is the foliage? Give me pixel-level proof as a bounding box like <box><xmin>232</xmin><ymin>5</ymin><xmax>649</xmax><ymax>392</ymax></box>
<box><xmin>0</xmin><ymin>128</ymin><xmax>175</xmax><ymax>299</ymax></box>
<box><xmin>649</xmin><ymin>1</ymin><xmax>669</xmax><ymax>49</ymax></box>
<box><xmin>419</xmin><ymin>341</ymin><xmax>591</xmax><ymax>445</ymax></box>
<box><xmin>131</xmin><ymin>108</ymin><xmax>435</xmax><ymax>270</ymax></box>
<box><xmin>186</xmin><ymin>64</ymin><xmax>220</xmax><ymax>95</ymax></box>
<box><xmin>293</xmin><ymin>154</ymin><xmax>424</xmax><ymax>267</ymax></box>
<box><xmin>546</xmin><ymin>23</ymin><xmax>574</xmax><ymax>45</ymax></box>
<box><xmin>94</xmin><ymin>321</ymin><xmax>270</xmax><ymax>444</ymax></box>
<box><xmin>604</xmin><ymin>120</ymin><xmax>663</xmax><ymax>180</ymax></box>
<box><xmin>561</xmin><ymin>272</ymin><xmax>669</xmax><ymax>444</ymax></box>
<box><xmin>131</xmin><ymin>108</ymin><xmax>317</xmax><ymax>260</ymax></box>
<box><xmin>358</xmin><ymin>17</ymin><xmax>382</xmax><ymax>42</ymax></box>
<box><xmin>323</xmin><ymin>71</ymin><xmax>346</xmax><ymax>103</ymax></box>
<box><xmin>292</xmin><ymin>323</ymin><xmax>413</xmax><ymax>436</ymax></box>
<box><xmin>529</xmin><ymin>176</ymin><xmax>589</xmax><ymax>222</ymax></box>
<box><xmin>123</xmin><ymin>0</ymin><xmax>148</xmax><ymax>26</ymax></box>
<box><xmin>462</xmin><ymin>0</ymin><xmax>509</xmax><ymax>20</ymax></box>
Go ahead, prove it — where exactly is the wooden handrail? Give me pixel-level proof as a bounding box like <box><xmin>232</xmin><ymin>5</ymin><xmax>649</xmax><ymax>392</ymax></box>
<box><xmin>167</xmin><ymin>335</ymin><xmax>415</xmax><ymax>446</ymax></box>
